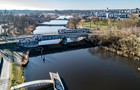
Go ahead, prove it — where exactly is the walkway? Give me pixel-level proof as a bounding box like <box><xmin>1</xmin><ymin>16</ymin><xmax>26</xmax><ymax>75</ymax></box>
<box><xmin>0</xmin><ymin>58</ymin><xmax>10</xmax><ymax>90</ymax></box>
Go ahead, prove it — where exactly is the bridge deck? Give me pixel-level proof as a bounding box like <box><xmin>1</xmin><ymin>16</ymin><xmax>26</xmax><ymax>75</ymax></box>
<box><xmin>2</xmin><ymin>33</ymin><xmax>89</xmax><ymax>41</ymax></box>
<box><xmin>0</xmin><ymin>32</ymin><xmax>90</xmax><ymax>46</ymax></box>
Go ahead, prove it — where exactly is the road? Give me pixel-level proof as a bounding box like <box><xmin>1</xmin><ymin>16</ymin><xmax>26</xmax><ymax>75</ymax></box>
<box><xmin>0</xmin><ymin>58</ymin><xmax>10</xmax><ymax>90</ymax></box>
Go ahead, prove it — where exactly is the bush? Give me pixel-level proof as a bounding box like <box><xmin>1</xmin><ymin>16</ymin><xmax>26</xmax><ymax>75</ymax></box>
<box><xmin>89</xmin><ymin>30</ymin><xmax>140</xmax><ymax>58</ymax></box>
<box><xmin>117</xmin><ymin>35</ymin><xmax>140</xmax><ymax>56</ymax></box>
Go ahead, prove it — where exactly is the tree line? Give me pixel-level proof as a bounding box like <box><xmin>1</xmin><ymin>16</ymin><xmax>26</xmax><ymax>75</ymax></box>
<box><xmin>67</xmin><ymin>14</ymin><xmax>140</xmax><ymax>30</ymax></box>
<box><xmin>0</xmin><ymin>10</ymin><xmax>57</xmax><ymax>36</ymax></box>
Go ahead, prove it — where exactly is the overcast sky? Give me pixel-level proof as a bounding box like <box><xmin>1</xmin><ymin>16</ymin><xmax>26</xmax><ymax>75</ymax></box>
<box><xmin>0</xmin><ymin>0</ymin><xmax>139</xmax><ymax>10</ymax></box>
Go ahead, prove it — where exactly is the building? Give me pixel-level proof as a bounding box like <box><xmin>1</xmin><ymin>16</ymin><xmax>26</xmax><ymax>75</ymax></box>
<box><xmin>89</xmin><ymin>8</ymin><xmax>140</xmax><ymax>19</ymax></box>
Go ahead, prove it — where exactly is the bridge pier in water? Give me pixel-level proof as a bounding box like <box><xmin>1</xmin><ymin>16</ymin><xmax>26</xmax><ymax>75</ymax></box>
<box><xmin>60</xmin><ymin>37</ymin><xmax>67</xmax><ymax>45</ymax></box>
<box><xmin>84</xmin><ymin>36</ymin><xmax>90</xmax><ymax>41</ymax></box>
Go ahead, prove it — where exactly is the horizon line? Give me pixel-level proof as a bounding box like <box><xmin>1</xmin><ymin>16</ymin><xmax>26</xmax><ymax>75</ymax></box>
<box><xmin>0</xmin><ymin>8</ymin><xmax>139</xmax><ymax>11</ymax></box>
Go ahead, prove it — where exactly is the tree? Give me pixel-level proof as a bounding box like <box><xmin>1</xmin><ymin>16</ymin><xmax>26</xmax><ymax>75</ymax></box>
<box><xmin>79</xmin><ymin>19</ymin><xmax>85</xmax><ymax>27</ymax></box>
<box><xmin>90</xmin><ymin>16</ymin><xmax>101</xmax><ymax>30</ymax></box>
<box><xmin>92</xmin><ymin>17</ymin><xmax>99</xmax><ymax>30</ymax></box>
<box><xmin>67</xmin><ymin>17</ymin><xmax>80</xmax><ymax>29</ymax></box>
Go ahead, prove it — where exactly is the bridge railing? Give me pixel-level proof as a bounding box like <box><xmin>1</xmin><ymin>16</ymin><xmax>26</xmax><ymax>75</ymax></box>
<box><xmin>11</xmin><ymin>80</ymin><xmax>53</xmax><ymax>90</ymax></box>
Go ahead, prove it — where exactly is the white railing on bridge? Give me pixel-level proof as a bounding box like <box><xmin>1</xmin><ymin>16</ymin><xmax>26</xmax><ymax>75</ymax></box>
<box><xmin>11</xmin><ymin>80</ymin><xmax>53</xmax><ymax>90</ymax></box>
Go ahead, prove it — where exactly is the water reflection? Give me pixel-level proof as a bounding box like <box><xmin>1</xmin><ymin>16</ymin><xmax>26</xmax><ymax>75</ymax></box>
<box><xmin>88</xmin><ymin>47</ymin><xmax>140</xmax><ymax>77</ymax></box>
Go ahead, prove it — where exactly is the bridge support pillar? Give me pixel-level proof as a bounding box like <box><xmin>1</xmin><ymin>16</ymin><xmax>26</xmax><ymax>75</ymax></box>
<box><xmin>60</xmin><ymin>38</ymin><xmax>67</xmax><ymax>45</ymax></box>
<box><xmin>84</xmin><ymin>36</ymin><xmax>90</xmax><ymax>41</ymax></box>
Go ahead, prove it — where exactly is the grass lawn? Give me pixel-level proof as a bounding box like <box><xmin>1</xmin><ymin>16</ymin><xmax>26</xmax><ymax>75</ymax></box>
<box><xmin>82</xmin><ymin>20</ymin><xmax>116</xmax><ymax>30</ymax></box>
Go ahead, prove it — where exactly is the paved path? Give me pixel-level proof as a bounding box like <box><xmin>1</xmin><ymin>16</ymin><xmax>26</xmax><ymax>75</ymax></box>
<box><xmin>0</xmin><ymin>58</ymin><xmax>10</xmax><ymax>90</ymax></box>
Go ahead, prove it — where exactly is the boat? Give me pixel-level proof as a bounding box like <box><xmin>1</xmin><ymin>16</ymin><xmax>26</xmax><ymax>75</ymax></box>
<box><xmin>49</xmin><ymin>72</ymin><xmax>65</xmax><ymax>90</ymax></box>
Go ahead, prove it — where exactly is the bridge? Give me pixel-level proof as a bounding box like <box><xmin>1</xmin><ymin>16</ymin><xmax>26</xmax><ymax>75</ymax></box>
<box><xmin>11</xmin><ymin>80</ymin><xmax>53</xmax><ymax>90</ymax></box>
<box><xmin>38</xmin><ymin>23</ymin><xmax>67</xmax><ymax>27</ymax></box>
<box><xmin>0</xmin><ymin>32</ymin><xmax>90</xmax><ymax>48</ymax></box>
<box><xmin>0</xmin><ymin>27</ymin><xmax>93</xmax><ymax>48</ymax></box>
<box><xmin>37</xmin><ymin>19</ymin><xmax>67</xmax><ymax>27</ymax></box>
<box><xmin>17</xmin><ymin>33</ymin><xmax>89</xmax><ymax>47</ymax></box>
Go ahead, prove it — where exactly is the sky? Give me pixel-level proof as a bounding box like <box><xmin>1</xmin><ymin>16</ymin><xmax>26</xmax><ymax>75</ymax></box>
<box><xmin>0</xmin><ymin>0</ymin><xmax>140</xmax><ymax>10</ymax></box>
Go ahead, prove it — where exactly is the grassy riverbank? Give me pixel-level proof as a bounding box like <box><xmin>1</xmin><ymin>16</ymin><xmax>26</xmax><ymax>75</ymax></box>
<box><xmin>3</xmin><ymin>49</ymin><xmax>26</xmax><ymax>90</ymax></box>
<box><xmin>89</xmin><ymin>29</ymin><xmax>140</xmax><ymax>59</ymax></box>
<box><xmin>8</xmin><ymin>62</ymin><xmax>25</xmax><ymax>90</ymax></box>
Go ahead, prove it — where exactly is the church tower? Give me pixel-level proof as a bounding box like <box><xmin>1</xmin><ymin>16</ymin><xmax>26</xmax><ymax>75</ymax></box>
<box><xmin>106</xmin><ymin>7</ymin><xmax>109</xmax><ymax>18</ymax></box>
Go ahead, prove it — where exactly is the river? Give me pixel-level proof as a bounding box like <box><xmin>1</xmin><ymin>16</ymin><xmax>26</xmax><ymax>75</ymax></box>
<box><xmin>24</xmin><ymin>17</ymin><xmax>140</xmax><ymax>90</ymax></box>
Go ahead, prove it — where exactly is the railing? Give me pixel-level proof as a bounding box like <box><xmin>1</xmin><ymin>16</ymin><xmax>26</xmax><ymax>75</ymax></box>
<box><xmin>11</xmin><ymin>80</ymin><xmax>53</xmax><ymax>90</ymax></box>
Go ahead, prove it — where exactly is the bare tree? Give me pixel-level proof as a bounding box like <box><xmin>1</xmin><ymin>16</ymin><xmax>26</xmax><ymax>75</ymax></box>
<box><xmin>67</xmin><ymin>17</ymin><xmax>80</xmax><ymax>29</ymax></box>
<box><xmin>89</xmin><ymin>16</ymin><xmax>100</xmax><ymax>30</ymax></box>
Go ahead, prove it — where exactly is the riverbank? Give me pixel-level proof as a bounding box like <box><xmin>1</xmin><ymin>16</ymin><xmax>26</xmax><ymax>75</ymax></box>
<box><xmin>10</xmin><ymin>25</ymin><xmax>36</xmax><ymax>36</ymax></box>
<box><xmin>3</xmin><ymin>50</ymin><xmax>26</xmax><ymax>90</ymax></box>
<box><xmin>89</xmin><ymin>29</ymin><xmax>140</xmax><ymax>59</ymax></box>
<box><xmin>8</xmin><ymin>62</ymin><xmax>25</xmax><ymax>90</ymax></box>
<box><xmin>20</xmin><ymin>50</ymin><xmax>30</xmax><ymax>66</ymax></box>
